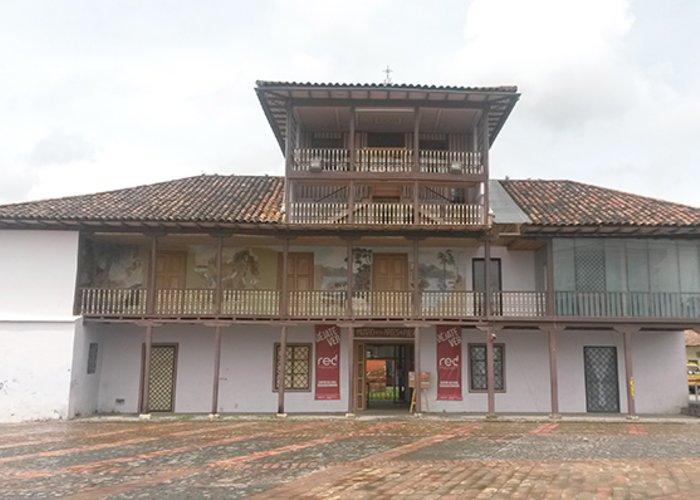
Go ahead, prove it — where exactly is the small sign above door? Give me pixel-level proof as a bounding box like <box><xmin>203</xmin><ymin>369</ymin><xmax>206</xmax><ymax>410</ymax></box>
<box><xmin>355</xmin><ymin>327</ymin><xmax>414</xmax><ymax>339</ymax></box>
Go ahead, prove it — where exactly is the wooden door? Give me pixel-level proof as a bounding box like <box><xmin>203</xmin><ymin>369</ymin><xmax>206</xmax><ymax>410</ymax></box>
<box><xmin>283</xmin><ymin>252</ymin><xmax>314</xmax><ymax>316</ymax></box>
<box><xmin>372</xmin><ymin>254</ymin><xmax>409</xmax><ymax>316</ymax></box>
<box><xmin>155</xmin><ymin>252</ymin><xmax>187</xmax><ymax>314</ymax></box>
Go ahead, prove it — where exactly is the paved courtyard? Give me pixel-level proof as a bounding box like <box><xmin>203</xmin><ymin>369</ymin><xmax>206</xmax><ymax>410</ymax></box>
<box><xmin>2</xmin><ymin>416</ymin><xmax>700</xmax><ymax>499</ymax></box>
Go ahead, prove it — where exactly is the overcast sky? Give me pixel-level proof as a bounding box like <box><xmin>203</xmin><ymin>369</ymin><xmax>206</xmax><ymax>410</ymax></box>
<box><xmin>0</xmin><ymin>0</ymin><xmax>698</xmax><ymax>206</ymax></box>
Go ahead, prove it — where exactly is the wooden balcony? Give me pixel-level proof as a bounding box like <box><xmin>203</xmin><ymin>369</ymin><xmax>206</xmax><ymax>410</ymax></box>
<box><xmin>288</xmin><ymin>202</ymin><xmax>483</xmax><ymax>226</ymax></box>
<box><xmin>78</xmin><ymin>288</ymin><xmax>700</xmax><ymax>320</ymax></box>
<box><xmin>292</xmin><ymin>148</ymin><xmax>483</xmax><ymax>175</ymax></box>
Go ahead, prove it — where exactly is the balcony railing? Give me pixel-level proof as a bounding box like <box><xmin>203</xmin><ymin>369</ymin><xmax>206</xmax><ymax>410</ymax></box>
<box><xmin>555</xmin><ymin>291</ymin><xmax>700</xmax><ymax>318</ymax></box>
<box><xmin>288</xmin><ymin>202</ymin><xmax>483</xmax><ymax>225</ymax></box>
<box><xmin>79</xmin><ymin>288</ymin><xmax>700</xmax><ymax>320</ymax></box>
<box><xmin>291</xmin><ymin>148</ymin><xmax>483</xmax><ymax>174</ymax></box>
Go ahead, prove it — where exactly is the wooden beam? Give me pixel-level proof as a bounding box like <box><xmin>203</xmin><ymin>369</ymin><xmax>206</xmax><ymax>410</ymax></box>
<box><xmin>546</xmin><ymin>239</ymin><xmax>555</xmax><ymax>316</ymax></box>
<box><xmin>414</xmin><ymin>326</ymin><xmax>422</xmax><ymax>413</ymax></box>
<box><xmin>278</xmin><ymin>325</ymin><xmax>288</xmax><ymax>415</ymax></box>
<box><xmin>346</xmin><ymin>239</ymin><xmax>354</xmax><ymax>318</ymax></box>
<box><xmin>215</xmin><ymin>235</ymin><xmax>224</xmax><ymax>315</ymax></box>
<box><xmin>616</xmin><ymin>325</ymin><xmax>639</xmax><ymax>419</ymax></box>
<box><xmin>485</xmin><ymin>326</ymin><xmax>496</xmax><ymax>417</ymax></box>
<box><xmin>347</xmin><ymin>326</ymin><xmax>355</xmax><ymax>414</ymax></box>
<box><xmin>141</xmin><ymin>324</ymin><xmax>153</xmax><ymax>415</ymax></box>
<box><xmin>543</xmin><ymin>324</ymin><xmax>560</xmax><ymax>418</ymax></box>
<box><xmin>211</xmin><ymin>325</ymin><xmax>222</xmax><ymax>415</ymax></box>
<box><xmin>146</xmin><ymin>235</ymin><xmax>158</xmax><ymax>315</ymax></box>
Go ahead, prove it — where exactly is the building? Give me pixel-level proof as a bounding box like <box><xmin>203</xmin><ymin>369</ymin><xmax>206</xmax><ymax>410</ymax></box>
<box><xmin>1</xmin><ymin>81</ymin><xmax>699</xmax><ymax>422</ymax></box>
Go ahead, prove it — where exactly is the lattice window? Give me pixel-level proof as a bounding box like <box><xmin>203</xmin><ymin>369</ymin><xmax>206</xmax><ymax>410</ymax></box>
<box><xmin>469</xmin><ymin>344</ymin><xmax>504</xmax><ymax>391</ymax></box>
<box><xmin>147</xmin><ymin>345</ymin><xmax>177</xmax><ymax>412</ymax></box>
<box><xmin>584</xmin><ymin>346</ymin><xmax>619</xmax><ymax>413</ymax></box>
<box><xmin>274</xmin><ymin>343</ymin><xmax>311</xmax><ymax>391</ymax></box>
<box><xmin>575</xmin><ymin>242</ymin><xmax>606</xmax><ymax>292</ymax></box>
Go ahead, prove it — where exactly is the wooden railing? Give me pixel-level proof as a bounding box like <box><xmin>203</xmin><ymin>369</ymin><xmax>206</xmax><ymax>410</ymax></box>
<box><xmin>352</xmin><ymin>291</ymin><xmax>413</xmax><ymax>318</ymax></box>
<box><xmin>222</xmin><ymin>289</ymin><xmax>280</xmax><ymax>316</ymax></box>
<box><xmin>421</xmin><ymin>291</ymin><xmax>482</xmax><ymax>318</ymax></box>
<box><xmin>354</xmin><ymin>203</ymin><xmax>414</xmax><ymax>225</ymax></box>
<box><xmin>80</xmin><ymin>288</ymin><xmax>147</xmax><ymax>316</ymax></box>
<box><xmin>293</xmin><ymin>148</ymin><xmax>349</xmax><ymax>172</ymax></box>
<box><xmin>555</xmin><ymin>291</ymin><xmax>700</xmax><ymax>318</ymax></box>
<box><xmin>155</xmin><ymin>289</ymin><xmax>216</xmax><ymax>315</ymax></box>
<box><xmin>491</xmin><ymin>291</ymin><xmax>547</xmax><ymax>317</ymax></box>
<box><xmin>420</xmin><ymin>204</ymin><xmax>483</xmax><ymax>225</ymax></box>
<box><xmin>288</xmin><ymin>290</ymin><xmax>347</xmax><ymax>318</ymax></box>
<box><xmin>419</xmin><ymin>150</ymin><xmax>482</xmax><ymax>174</ymax></box>
<box><xmin>289</xmin><ymin>202</ymin><xmax>348</xmax><ymax>224</ymax></box>
<box><xmin>291</xmin><ymin>148</ymin><xmax>483</xmax><ymax>174</ymax></box>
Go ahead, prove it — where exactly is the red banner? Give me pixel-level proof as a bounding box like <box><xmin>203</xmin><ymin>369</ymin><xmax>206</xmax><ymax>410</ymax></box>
<box><xmin>436</xmin><ymin>325</ymin><xmax>462</xmax><ymax>400</ymax></box>
<box><xmin>315</xmin><ymin>325</ymin><xmax>341</xmax><ymax>400</ymax></box>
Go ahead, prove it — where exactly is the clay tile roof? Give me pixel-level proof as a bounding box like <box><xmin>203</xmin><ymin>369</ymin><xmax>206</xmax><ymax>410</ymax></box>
<box><xmin>685</xmin><ymin>330</ymin><xmax>700</xmax><ymax>347</ymax></box>
<box><xmin>500</xmin><ymin>179</ymin><xmax>700</xmax><ymax>227</ymax></box>
<box><xmin>255</xmin><ymin>80</ymin><xmax>518</xmax><ymax>93</ymax></box>
<box><xmin>0</xmin><ymin>175</ymin><xmax>284</xmax><ymax>224</ymax></box>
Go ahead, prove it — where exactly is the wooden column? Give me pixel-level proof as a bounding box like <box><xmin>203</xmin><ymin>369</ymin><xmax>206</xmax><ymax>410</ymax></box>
<box><xmin>413</xmin><ymin>107</ymin><xmax>421</xmax><ymax>172</ymax></box>
<box><xmin>349</xmin><ymin>106</ymin><xmax>356</xmax><ymax>171</ymax></box>
<box><xmin>412</xmin><ymin>239</ymin><xmax>420</xmax><ymax>319</ymax></box>
<box><xmin>140</xmin><ymin>323</ymin><xmax>153</xmax><ymax>414</ymax></box>
<box><xmin>215</xmin><ymin>235</ymin><xmax>224</xmax><ymax>315</ymax></box>
<box><xmin>544</xmin><ymin>324</ymin><xmax>560</xmax><ymax>418</ymax></box>
<box><xmin>278</xmin><ymin>325</ymin><xmax>288</xmax><ymax>415</ymax></box>
<box><xmin>346</xmin><ymin>240</ymin><xmax>354</xmax><ymax>318</ymax></box>
<box><xmin>617</xmin><ymin>325</ymin><xmax>639</xmax><ymax>418</ymax></box>
<box><xmin>414</xmin><ymin>326</ymin><xmax>422</xmax><ymax>413</ymax></box>
<box><xmin>347</xmin><ymin>326</ymin><xmax>355</xmax><ymax>414</ymax></box>
<box><xmin>485</xmin><ymin>326</ymin><xmax>496</xmax><ymax>417</ymax></box>
<box><xmin>546</xmin><ymin>240</ymin><xmax>555</xmax><ymax>317</ymax></box>
<box><xmin>481</xmin><ymin>107</ymin><xmax>490</xmax><ymax>226</ymax></box>
<box><xmin>146</xmin><ymin>235</ymin><xmax>158</xmax><ymax>315</ymax></box>
<box><xmin>284</xmin><ymin>103</ymin><xmax>293</xmax><ymax>220</ymax></box>
<box><xmin>281</xmin><ymin>238</ymin><xmax>290</xmax><ymax>318</ymax></box>
<box><xmin>211</xmin><ymin>325</ymin><xmax>222</xmax><ymax>415</ymax></box>
<box><xmin>484</xmin><ymin>239</ymin><xmax>491</xmax><ymax>318</ymax></box>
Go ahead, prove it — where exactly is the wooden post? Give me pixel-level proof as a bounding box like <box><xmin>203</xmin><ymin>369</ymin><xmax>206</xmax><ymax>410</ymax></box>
<box><xmin>281</xmin><ymin>238</ymin><xmax>290</xmax><ymax>318</ymax></box>
<box><xmin>484</xmin><ymin>239</ymin><xmax>491</xmax><ymax>318</ymax></box>
<box><xmin>146</xmin><ymin>235</ymin><xmax>158</xmax><ymax>315</ymax></box>
<box><xmin>485</xmin><ymin>326</ymin><xmax>496</xmax><ymax>417</ymax></box>
<box><xmin>481</xmin><ymin>107</ymin><xmax>490</xmax><ymax>225</ymax></box>
<box><xmin>546</xmin><ymin>240</ymin><xmax>555</xmax><ymax>317</ymax></box>
<box><xmin>141</xmin><ymin>323</ymin><xmax>153</xmax><ymax>415</ymax></box>
<box><xmin>349</xmin><ymin>106</ymin><xmax>355</xmax><ymax>171</ymax></box>
<box><xmin>348</xmin><ymin>180</ymin><xmax>355</xmax><ymax>224</ymax></box>
<box><xmin>412</xmin><ymin>239</ymin><xmax>420</xmax><ymax>318</ymax></box>
<box><xmin>211</xmin><ymin>325</ymin><xmax>222</xmax><ymax>415</ymax></box>
<box><xmin>414</xmin><ymin>326</ymin><xmax>421</xmax><ymax>413</ymax></box>
<box><xmin>278</xmin><ymin>325</ymin><xmax>288</xmax><ymax>415</ymax></box>
<box><xmin>346</xmin><ymin>240</ymin><xmax>353</xmax><ymax>318</ymax></box>
<box><xmin>545</xmin><ymin>324</ymin><xmax>560</xmax><ymax>418</ymax></box>
<box><xmin>215</xmin><ymin>235</ymin><xmax>224</xmax><ymax>315</ymax></box>
<box><xmin>347</xmin><ymin>326</ymin><xmax>355</xmax><ymax>415</ymax></box>
<box><xmin>413</xmin><ymin>107</ymin><xmax>420</xmax><ymax>172</ymax></box>
<box><xmin>617</xmin><ymin>325</ymin><xmax>639</xmax><ymax>419</ymax></box>
<box><xmin>284</xmin><ymin>102</ymin><xmax>293</xmax><ymax>220</ymax></box>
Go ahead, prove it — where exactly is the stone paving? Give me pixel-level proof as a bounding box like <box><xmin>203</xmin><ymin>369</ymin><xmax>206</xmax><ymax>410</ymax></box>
<box><xmin>1</xmin><ymin>416</ymin><xmax>700</xmax><ymax>498</ymax></box>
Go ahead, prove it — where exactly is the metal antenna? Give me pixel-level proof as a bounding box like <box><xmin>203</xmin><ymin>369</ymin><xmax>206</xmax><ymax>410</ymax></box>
<box><xmin>382</xmin><ymin>65</ymin><xmax>393</xmax><ymax>85</ymax></box>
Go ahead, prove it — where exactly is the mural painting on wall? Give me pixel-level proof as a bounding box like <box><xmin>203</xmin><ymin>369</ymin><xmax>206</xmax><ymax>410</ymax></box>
<box><xmin>317</xmin><ymin>247</ymin><xmax>347</xmax><ymax>291</ymax></box>
<box><xmin>87</xmin><ymin>241</ymin><xmax>144</xmax><ymax>289</ymax></box>
<box><xmin>191</xmin><ymin>246</ymin><xmax>217</xmax><ymax>288</ymax></box>
<box><xmin>419</xmin><ymin>249</ymin><xmax>465</xmax><ymax>291</ymax></box>
<box><xmin>352</xmin><ymin>248</ymin><xmax>373</xmax><ymax>290</ymax></box>
<box><xmin>221</xmin><ymin>249</ymin><xmax>260</xmax><ymax>289</ymax></box>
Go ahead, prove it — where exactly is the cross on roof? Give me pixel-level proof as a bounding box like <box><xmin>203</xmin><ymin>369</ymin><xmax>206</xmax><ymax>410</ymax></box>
<box><xmin>382</xmin><ymin>65</ymin><xmax>393</xmax><ymax>85</ymax></box>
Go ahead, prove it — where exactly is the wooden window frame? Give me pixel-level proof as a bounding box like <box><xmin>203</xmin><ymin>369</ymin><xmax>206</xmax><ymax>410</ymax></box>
<box><xmin>273</xmin><ymin>343</ymin><xmax>312</xmax><ymax>392</ymax></box>
<box><xmin>468</xmin><ymin>343</ymin><xmax>506</xmax><ymax>393</ymax></box>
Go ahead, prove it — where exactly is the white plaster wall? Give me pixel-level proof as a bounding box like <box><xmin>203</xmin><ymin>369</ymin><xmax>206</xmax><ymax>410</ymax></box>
<box><xmin>0</xmin><ymin>230</ymin><xmax>79</xmax><ymax>319</ymax></box>
<box><xmin>463</xmin><ymin>246</ymin><xmax>538</xmax><ymax>290</ymax></box>
<box><xmin>96</xmin><ymin>323</ymin><xmax>349</xmax><ymax>414</ymax></box>
<box><xmin>68</xmin><ymin>320</ymin><xmax>102</xmax><ymax>418</ymax></box>
<box><xmin>0</xmin><ymin>321</ymin><xmax>76</xmax><ymax>422</ymax></box>
<box><xmin>632</xmin><ymin>330</ymin><xmax>686</xmax><ymax>414</ymax></box>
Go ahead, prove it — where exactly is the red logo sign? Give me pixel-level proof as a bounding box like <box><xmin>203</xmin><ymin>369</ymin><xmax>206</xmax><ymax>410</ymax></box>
<box><xmin>436</xmin><ymin>325</ymin><xmax>462</xmax><ymax>400</ymax></box>
<box><xmin>315</xmin><ymin>325</ymin><xmax>341</xmax><ymax>400</ymax></box>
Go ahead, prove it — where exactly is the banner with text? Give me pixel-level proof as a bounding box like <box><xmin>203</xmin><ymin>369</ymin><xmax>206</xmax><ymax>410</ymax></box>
<box><xmin>436</xmin><ymin>325</ymin><xmax>462</xmax><ymax>400</ymax></box>
<box><xmin>315</xmin><ymin>324</ymin><xmax>341</xmax><ymax>400</ymax></box>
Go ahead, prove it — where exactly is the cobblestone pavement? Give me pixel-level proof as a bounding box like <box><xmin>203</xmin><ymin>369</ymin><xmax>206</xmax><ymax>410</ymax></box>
<box><xmin>2</xmin><ymin>417</ymin><xmax>700</xmax><ymax>498</ymax></box>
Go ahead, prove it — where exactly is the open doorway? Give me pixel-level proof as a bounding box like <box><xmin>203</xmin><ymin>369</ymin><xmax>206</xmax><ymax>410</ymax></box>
<box><xmin>355</xmin><ymin>342</ymin><xmax>414</xmax><ymax>411</ymax></box>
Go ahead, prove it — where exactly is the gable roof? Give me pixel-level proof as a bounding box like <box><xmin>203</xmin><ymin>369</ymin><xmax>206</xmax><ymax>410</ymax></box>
<box><xmin>0</xmin><ymin>175</ymin><xmax>698</xmax><ymax>235</ymax></box>
<box><xmin>0</xmin><ymin>175</ymin><xmax>283</xmax><ymax>225</ymax></box>
<box><xmin>500</xmin><ymin>179</ymin><xmax>700</xmax><ymax>228</ymax></box>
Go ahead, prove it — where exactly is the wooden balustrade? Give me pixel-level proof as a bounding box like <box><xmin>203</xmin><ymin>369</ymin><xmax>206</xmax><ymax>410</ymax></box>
<box><xmin>555</xmin><ymin>291</ymin><xmax>700</xmax><ymax>318</ymax></box>
<box><xmin>351</xmin><ymin>290</ymin><xmax>413</xmax><ymax>317</ymax></box>
<box><xmin>354</xmin><ymin>203</ymin><xmax>414</xmax><ymax>225</ymax></box>
<box><xmin>420</xmin><ymin>204</ymin><xmax>483</xmax><ymax>225</ymax></box>
<box><xmin>289</xmin><ymin>203</ymin><xmax>348</xmax><ymax>224</ymax></box>
<box><xmin>355</xmin><ymin>148</ymin><xmax>413</xmax><ymax>172</ymax></box>
<box><xmin>421</xmin><ymin>291</ymin><xmax>482</xmax><ymax>318</ymax></box>
<box><xmin>80</xmin><ymin>288</ymin><xmax>147</xmax><ymax>316</ymax></box>
<box><xmin>419</xmin><ymin>150</ymin><xmax>483</xmax><ymax>174</ymax></box>
<box><xmin>491</xmin><ymin>291</ymin><xmax>547</xmax><ymax>317</ymax></box>
<box><xmin>288</xmin><ymin>290</ymin><xmax>347</xmax><ymax>318</ymax></box>
<box><xmin>222</xmin><ymin>289</ymin><xmax>280</xmax><ymax>316</ymax></box>
<box><xmin>293</xmin><ymin>148</ymin><xmax>349</xmax><ymax>172</ymax></box>
<box><xmin>155</xmin><ymin>289</ymin><xmax>216</xmax><ymax>315</ymax></box>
